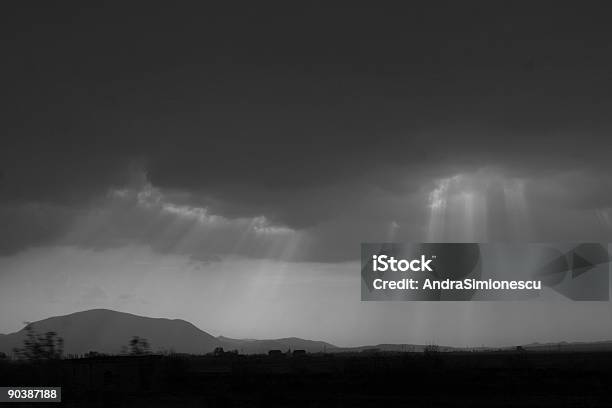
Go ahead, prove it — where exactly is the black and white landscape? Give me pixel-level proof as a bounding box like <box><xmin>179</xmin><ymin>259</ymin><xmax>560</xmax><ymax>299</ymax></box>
<box><xmin>2</xmin><ymin>2</ymin><xmax>612</xmax><ymax>406</ymax></box>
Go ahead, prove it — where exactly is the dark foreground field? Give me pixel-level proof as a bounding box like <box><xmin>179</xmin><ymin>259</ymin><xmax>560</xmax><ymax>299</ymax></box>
<box><xmin>1</xmin><ymin>351</ymin><xmax>610</xmax><ymax>407</ymax></box>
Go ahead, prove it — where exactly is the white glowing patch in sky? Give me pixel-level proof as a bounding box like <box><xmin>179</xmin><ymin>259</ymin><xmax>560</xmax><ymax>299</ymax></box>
<box><xmin>110</xmin><ymin>182</ymin><xmax>294</xmax><ymax>234</ymax></box>
<box><xmin>426</xmin><ymin>170</ymin><xmax>529</xmax><ymax>242</ymax></box>
<box><xmin>134</xmin><ymin>184</ymin><xmax>225</xmax><ymax>224</ymax></box>
<box><xmin>131</xmin><ymin>183</ymin><xmax>219</xmax><ymax>223</ymax></box>
<box><xmin>161</xmin><ymin>203</ymin><xmax>218</xmax><ymax>223</ymax></box>
<box><xmin>428</xmin><ymin>176</ymin><xmax>454</xmax><ymax>210</ymax></box>
<box><xmin>252</xmin><ymin>216</ymin><xmax>294</xmax><ymax>235</ymax></box>
<box><xmin>135</xmin><ymin>183</ymin><xmax>162</xmax><ymax>206</ymax></box>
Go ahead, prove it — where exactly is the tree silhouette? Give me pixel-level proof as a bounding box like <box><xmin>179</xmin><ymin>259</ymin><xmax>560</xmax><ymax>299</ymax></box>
<box><xmin>128</xmin><ymin>336</ymin><xmax>151</xmax><ymax>355</ymax></box>
<box><xmin>84</xmin><ymin>351</ymin><xmax>106</xmax><ymax>358</ymax></box>
<box><xmin>13</xmin><ymin>323</ymin><xmax>64</xmax><ymax>360</ymax></box>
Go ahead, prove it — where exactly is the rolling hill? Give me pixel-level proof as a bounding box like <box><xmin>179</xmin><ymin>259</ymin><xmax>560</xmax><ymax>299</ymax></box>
<box><xmin>0</xmin><ymin>309</ymin><xmax>337</xmax><ymax>356</ymax></box>
<box><xmin>0</xmin><ymin>309</ymin><xmax>222</xmax><ymax>356</ymax></box>
<box><xmin>218</xmin><ymin>335</ymin><xmax>336</xmax><ymax>354</ymax></box>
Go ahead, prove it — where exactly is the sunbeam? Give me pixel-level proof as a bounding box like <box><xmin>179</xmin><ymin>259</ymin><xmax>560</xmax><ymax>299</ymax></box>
<box><xmin>427</xmin><ymin>170</ymin><xmax>529</xmax><ymax>242</ymax></box>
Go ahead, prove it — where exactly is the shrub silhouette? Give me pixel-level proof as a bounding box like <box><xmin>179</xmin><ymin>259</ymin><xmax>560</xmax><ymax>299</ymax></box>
<box><xmin>13</xmin><ymin>323</ymin><xmax>64</xmax><ymax>360</ymax></box>
<box><xmin>128</xmin><ymin>336</ymin><xmax>151</xmax><ymax>355</ymax></box>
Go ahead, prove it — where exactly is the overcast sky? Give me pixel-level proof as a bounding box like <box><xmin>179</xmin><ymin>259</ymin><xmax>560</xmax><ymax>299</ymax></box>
<box><xmin>1</xmin><ymin>3</ymin><xmax>612</xmax><ymax>346</ymax></box>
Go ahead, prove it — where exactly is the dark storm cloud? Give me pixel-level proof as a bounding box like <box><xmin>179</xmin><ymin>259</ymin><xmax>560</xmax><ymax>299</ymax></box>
<box><xmin>0</xmin><ymin>202</ymin><xmax>75</xmax><ymax>255</ymax></box>
<box><xmin>2</xmin><ymin>3</ymin><xmax>612</xmax><ymax>256</ymax></box>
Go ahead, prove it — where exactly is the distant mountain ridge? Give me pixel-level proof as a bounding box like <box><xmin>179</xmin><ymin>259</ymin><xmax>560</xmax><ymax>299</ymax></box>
<box><xmin>218</xmin><ymin>335</ymin><xmax>337</xmax><ymax>354</ymax></box>
<box><xmin>0</xmin><ymin>309</ymin><xmax>336</xmax><ymax>356</ymax></box>
<box><xmin>521</xmin><ymin>340</ymin><xmax>612</xmax><ymax>352</ymax></box>
<box><xmin>334</xmin><ymin>344</ymin><xmax>460</xmax><ymax>353</ymax></box>
<box><xmin>2</xmin><ymin>309</ymin><xmax>612</xmax><ymax>357</ymax></box>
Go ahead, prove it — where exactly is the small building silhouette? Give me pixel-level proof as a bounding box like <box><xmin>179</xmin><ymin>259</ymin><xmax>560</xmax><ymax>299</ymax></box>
<box><xmin>268</xmin><ymin>350</ymin><xmax>283</xmax><ymax>356</ymax></box>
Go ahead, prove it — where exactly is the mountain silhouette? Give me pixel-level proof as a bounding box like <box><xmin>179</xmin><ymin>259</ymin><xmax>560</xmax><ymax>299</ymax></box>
<box><xmin>521</xmin><ymin>340</ymin><xmax>612</xmax><ymax>352</ymax></box>
<box><xmin>0</xmin><ymin>309</ymin><xmax>337</xmax><ymax>356</ymax></box>
<box><xmin>218</xmin><ymin>336</ymin><xmax>337</xmax><ymax>354</ymax></box>
<box><xmin>4</xmin><ymin>309</ymin><xmax>611</xmax><ymax>357</ymax></box>
<box><xmin>0</xmin><ymin>309</ymin><xmax>222</xmax><ymax>355</ymax></box>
